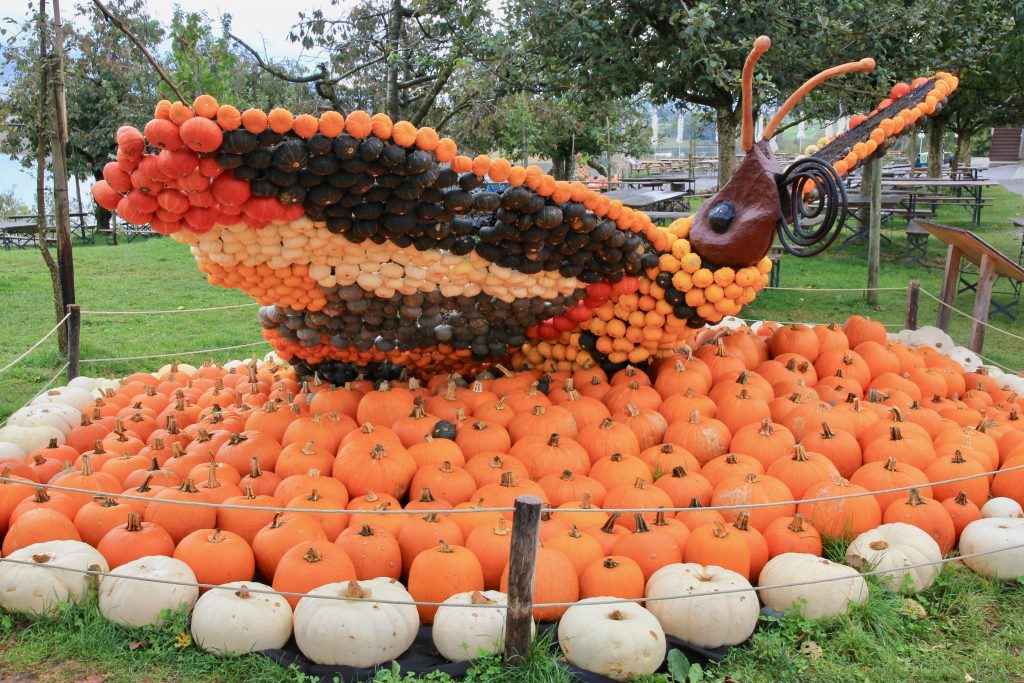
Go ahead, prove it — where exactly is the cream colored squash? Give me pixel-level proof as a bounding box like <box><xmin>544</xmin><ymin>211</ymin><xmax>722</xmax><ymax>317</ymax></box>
<box><xmin>0</xmin><ymin>540</ymin><xmax>108</xmax><ymax>615</ymax></box>
<box><xmin>644</xmin><ymin>563</ymin><xmax>759</xmax><ymax>648</ymax></box>
<box><xmin>845</xmin><ymin>523</ymin><xmax>941</xmax><ymax>593</ymax></box>
<box><xmin>433</xmin><ymin>590</ymin><xmax>527</xmax><ymax>662</ymax></box>
<box><xmin>99</xmin><ymin>555</ymin><xmax>199</xmax><ymax>627</ymax></box>
<box><xmin>980</xmin><ymin>498</ymin><xmax>1024</xmax><ymax>519</ymax></box>
<box><xmin>558</xmin><ymin>598</ymin><xmax>665</xmax><ymax>680</ymax></box>
<box><xmin>959</xmin><ymin>518</ymin><xmax>1024</xmax><ymax>579</ymax></box>
<box><xmin>293</xmin><ymin>578</ymin><xmax>419</xmax><ymax>667</ymax></box>
<box><xmin>759</xmin><ymin>553</ymin><xmax>868</xmax><ymax>619</ymax></box>
<box><xmin>30</xmin><ymin>386</ymin><xmax>94</xmax><ymax>411</ymax></box>
<box><xmin>0</xmin><ymin>425</ymin><xmax>65</xmax><ymax>456</ymax></box>
<box><xmin>9</xmin><ymin>404</ymin><xmax>79</xmax><ymax>434</ymax></box>
<box><xmin>190</xmin><ymin>581</ymin><xmax>292</xmax><ymax>656</ymax></box>
<box><xmin>0</xmin><ymin>441</ymin><xmax>27</xmax><ymax>461</ymax></box>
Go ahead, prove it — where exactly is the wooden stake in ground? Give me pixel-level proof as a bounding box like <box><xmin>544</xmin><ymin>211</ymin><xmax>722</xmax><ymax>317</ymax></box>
<box><xmin>503</xmin><ymin>496</ymin><xmax>542</xmax><ymax>663</ymax></box>
<box><xmin>864</xmin><ymin>156</ymin><xmax>882</xmax><ymax>306</ymax></box>
<box><xmin>50</xmin><ymin>0</ymin><xmax>76</xmax><ymax>316</ymax></box>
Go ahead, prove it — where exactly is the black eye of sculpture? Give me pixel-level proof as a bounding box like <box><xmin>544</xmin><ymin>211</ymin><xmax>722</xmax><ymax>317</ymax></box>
<box><xmin>708</xmin><ymin>200</ymin><xmax>736</xmax><ymax>233</ymax></box>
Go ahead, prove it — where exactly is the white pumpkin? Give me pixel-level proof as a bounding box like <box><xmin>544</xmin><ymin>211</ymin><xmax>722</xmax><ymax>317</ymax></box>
<box><xmin>99</xmin><ymin>555</ymin><xmax>199</xmax><ymax>627</ymax></box>
<box><xmin>433</xmin><ymin>590</ymin><xmax>526</xmax><ymax>662</ymax></box>
<box><xmin>0</xmin><ymin>425</ymin><xmax>65</xmax><ymax>457</ymax></box>
<box><xmin>30</xmin><ymin>386</ymin><xmax>94</xmax><ymax>410</ymax></box>
<box><xmin>947</xmin><ymin>346</ymin><xmax>982</xmax><ymax>371</ymax></box>
<box><xmin>293</xmin><ymin>578</ymin><xmax>419</xmax><ymax>667</ymax></box>
<box><xmin>644</xmin><ymin>563</ymin><xmax>759</xmax><ymax>648</ymax></box>
<box><xmin>191</xmin><ymin>581</ymin><xmax>293</xmax><ymax>656</ymax></box>
<box><xmin>980</xmin><ymin>497</ymin><xmax>1024</xmax><ymax>519</ymax></box>
<box><xmin>845</xmin><ymin>523</ymin><xmax>942</xmax><ymax>593</ymax></box>
<box><xmin>67</xmin><ymin>375</ymin><xmax>102</xmax><ymax>392</ymax></box>
<box><xmin>157</xmin><ymin>362</ymin><xmax>198</xmax><ymax>376</ymax></box>
<box><xmin>759</xmin><ymin>553</ymin><xmax>868</xmax><ymax>619</ymax></box>
<box><xmin>0</xmin><ymin>540</ymin><xmax>108</xmax><ymax>615</ymax></box>
<box><xmin>558</xmin><ymin>598</ymin><xmax>666</xmax><ymax>681</ymax></box>
<box><xmin>959</xmin><ymin>518</ymin><xmax>1024</xmax><ymax>579</ymax></box>
<box><xmin>0</xmin><ymin>441</ymin><xmax>27</xmax><ymax>461</ymax></box>
<box><xmin>8</xmin><ymin>404</ymin><xmax>79</xmax><ymax>434</ymax></box>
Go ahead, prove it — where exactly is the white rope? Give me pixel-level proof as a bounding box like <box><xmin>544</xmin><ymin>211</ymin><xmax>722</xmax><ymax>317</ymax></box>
<box><xmin>919</xmin><ymin>287</ymin><xmax>1024</xmax><ymax>344</ymax></box>
<box><xmin>0</xmin><ymin>540</ymin><xmax>1021</xmax><ymax>609</ymax></box>
<box><xmin>82</xmin><ymin>303</ymin><xmax>258</xmax><ymax>315</ymax></box>
<box><xmin>738</xmin><ymin>317</ymin><xmax>904</xmax><ymax>330</ymax></box>
<box><xmin>0</xmin><ymin>362</ymin><xmax>69</xmax><ymax>429</ymax></box>
<box><xmin>4</xmin><ymin>463</ymin><xmax>1021</xmax><ymax>516</ymax></box>
<box><xmin>80</xmin><ymin>341</ymin><xmax>268</xmax><ymax>363</ymax></box>
<box><xmin>0</xmin><ymin>313</ymin><xmax>70</xmax><ymax>375</ymax></box>
<box><xmin>764</xmin><ymin>286</ymin><xmax>909</xmax><ymax>293</ymax></box>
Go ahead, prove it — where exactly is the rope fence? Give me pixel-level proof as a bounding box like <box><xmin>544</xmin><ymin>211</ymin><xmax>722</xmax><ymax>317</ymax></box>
<box><xmin>81</xmin><ymin>303</ymin><xmax>259</xmax><ymax>315</ymax></box>
<box><xmin>78</xmin><ymin>341</ymin><xmax>269</xmax><ymax>364</ymax></box>
<box><xmin>0</xmin><ymin>313</ymin><xmax>70</xmax><ymax>375</ymax></box>
<box><xmin>3</xmin><ymin>463</ymin><xmax>1022</xmax><ymax>516</ymax></box>
<box><xmin>1</xmin><ymin>539</ymin><xmax>1021</xmax><ymax>609</ymax></box>
<box><xmin>918</xmin><ymin>287</ymin><xmax>1024</xmax><ymax>344</ymax></box>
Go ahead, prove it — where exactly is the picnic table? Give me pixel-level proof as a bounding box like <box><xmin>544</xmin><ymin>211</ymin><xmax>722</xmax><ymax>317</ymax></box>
<box><xmin>4</xmin><ymin>212</ymin><xmax>97</xmax><ymax>244</ymax></box>
<box><xmin>618</xmin><ymin>175</ymin><xmax>697</xmax><ymax>194</ymax></box>
<box><xmin>834</xmin><ymin>193</ymin><xmax>904</xmax><ymax>252</ymax></box>
<box><xmin>603</xmin><ymin>189</ymin><xmax>689</xmax><ymax>211</ymax></box>
<box><xmin>0</xmin><ymin>219</ymin><xmax>43</xmax><ymax>250</ymax></box>
<box><xmin>880</xmin><ymin>178</ymin><xmax>998</xmax><ymax>225</ymax></box>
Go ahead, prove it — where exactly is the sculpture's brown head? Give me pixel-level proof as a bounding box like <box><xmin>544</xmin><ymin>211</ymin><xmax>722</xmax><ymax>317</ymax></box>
<box><xmin>688</xmin><ymin>38</ymin><xmax>875</xmax><ymax>267</ymax></box>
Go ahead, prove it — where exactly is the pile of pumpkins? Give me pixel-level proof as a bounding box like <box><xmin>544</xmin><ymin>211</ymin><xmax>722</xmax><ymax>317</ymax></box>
<box><xmin>2</xmin><ymin>313</ymin><xmax>1024</xmax><ymax>680</ymax></box>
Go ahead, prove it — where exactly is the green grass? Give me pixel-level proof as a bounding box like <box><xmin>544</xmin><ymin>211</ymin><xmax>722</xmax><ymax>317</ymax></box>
<box><xmin>2</xmin><ymin>562</ymin><xmax>1022</xmax><ymax>682</ymax></box>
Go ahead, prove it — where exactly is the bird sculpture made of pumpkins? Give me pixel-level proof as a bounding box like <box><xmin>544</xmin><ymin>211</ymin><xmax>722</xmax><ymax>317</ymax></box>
<box><xmin>0</xmin><ymin>540</ymin><xmax>108</xmax><ymax>615</ymax></box>
<box><xmin>98</xmin><ymin>555</ymin><xmax>199</xmax><ymax>627</ymax></box>
<box><xmin>845</xmin><ymin>523</ymin><xmax>941</xmax><ymax>593</ymax></box>
<box><xmin>644</xmin><ymin>562</ymin><xmax>759</xmax><ymax>648</ymax></box>
<box><xmin>558</xmin><ymin>598</ymin><xmax>666</xmax><ymax>681</ymax></box>
<box><xmin>96</xmin><ymin>37</ymin><xmax>956</xmax><ymax>380</ymax></box>
<box><xmin>758</xmin><ymin>553</ymin><xmax>868</xmax><ymax>619</ymax></box>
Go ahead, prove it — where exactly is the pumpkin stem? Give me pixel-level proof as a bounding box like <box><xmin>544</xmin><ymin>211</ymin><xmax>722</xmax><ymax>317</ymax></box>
<box><xmin>235</xmin><ymin>585</ymin><xmax>253</xmax><ymax>599</ymax></box>
<box><xmin>437</xmin><ymin>539</ymin><xmax>453</xmax><ymax>553</ymax></box>
<box><xmin>358</xmin><ymin>524</ymin><xmax>375</xmax><ymax>537</ymax></box>
<box><xmin>884</xmin><ymin>456</ymin><xmax>899</xmax><ymax>472</ymax></box>
<box><xmin>869</xmin><ymin>540</ymin><xmax>889</xmax><ymax>551</ymax></box>
<box><xmin>725</xmin><ymin>454</ymin><xmax>739</xmax><ymax>465</ymax></box>
<box><xmin>125</xmin><ymin>512</ymin><xmax>144</xmax><ymax>532</ymax></box>
<box><xmin>32</xmin><ymin>553</ymin><xmax>52</xmax><ymax>564</ymax></box>
<box><xmin>670</xmin><ymin>466</ymin><xmax>689</xmax><ymax>478</ymax></box>
<box><xmin>472</xmin><ymin>421</ymin><xmax>488</xmax><ymax>431</ymax></box>
<box><xmin>418</xmin><ymin>488</ymin><xmax>435</xmax><ymax>503</ymax></box>
<box><xmin>758</xmin><ymin>419</ymin><xmax>774</xmax><ymax>436</ymax></box>
<box><xmin>248</xmin><ymin>456</ymin><xmax>263</xmax><ymax>478</ymax></box>
<box><xmin>493</xmin><ymin>517</ymin><xmax>510</xmax><ymax>535</ymax></box>
<box><xmin>689</xmin><ymin>410</ymin><xmax>701</xmax><ymax>424</ymax></box>
<box><xmin>625</xmin><ymin>403</ymin><xmax>640</xmax><ymax>418</ymax></box>
<box><xmin>31</xmin><ymin>486</ymin><xmax>50</xmax><ymax>503</ymax></box>
<box><xmin>32</xmin><ymin>454</ymin><xmax>47</xmax><ymax>466</ymax></box>
<box><xmin>610</xmin><ymin>453</ymin><xmax>624</xmax><ymax>463</ymax></box>
<box><xmin>547</xmin><ymin>433</ymin><xmax>561</xmax><ymax>447</ymax></box>
<box><xmin>370</xmin><ymin>444</ymin><xmax>387</xmax><ymax>460</ymax></box>
<box><xmin>135</xmin><ymin>474</ymin><xmax>155</xmax><ymax>493</ymax></box>
<box><xmin>953</xmin><ymin>491</ymin><xmax>969</xmax><ymax>506</ymax></box>
<box><xmin>303</xmin><ymin>547</ymin><xmax>323</xmax><ymax>563</ymax></box>
<box><xmin>632</xmin><ymin>513</ymin><xmax>651</xmax><ymax>533</ymax></box>
<box><xmin>951</xmin><ymin>450</ymin><xmax>967</xmax><ymax>464</ymax></box>
<box><xmin>487</xmin><ymin>456</ymin><xmax>505</xmax><ymax>470</ymax></box>
<box><xmin>732</xmin><ymin>511</ymin><xmax>751</xmax><ymax>531</ymax></box>
<box><xmin>906</xmin><ymin>488</ymin><xmax>925</xmax><ymax>506</ymax></box>
<box><xmin>634</xmin><ymin>477</ymin><xmax>648</xmax><ymax>489</ymax></box>
<box><xmin>600</xmin><ymin>512</ymin><xmax>622</xmax><ymax>534</ymax></box>
<box><xmin>889</xmin><ymin>426</ymin><xmax>903</xmax><ymax>442</ymax></box>
<box><xmin>300</xmin><ymin>441</ymin><xmax>317</xmax><ymax>456</ymax></box>
<box><xmin>889</xmin><ymin>406</ymin><xmax>905</xmax><ymax>423</ymax></box>
<box><xmin>792</xmin><ymin>445</ymin><xmax>809</xmax><ymax>462</ymax></box>
<box><xmin>499</xmin><ymin>471</ymin><xmax>516</xmax><ymax>487</ymax></box>
<box><xmin>787</xmin><ymin>513</ymin><xmax>807</xmax><ymax>532</ymax></box>
<box><xmin>711</xmin><ymin>521</ymin><xmax>729</xmax><ymax>539</ymax></box>
<box><xmin>743</xmin><ymin>472</ymin><xmax>759</xmax><ymax>483</ymax></box>
<box><xmin>819</xmin><ymin>422</ymin><xmax>836</xmax><ymax>439</ymax></box>
<box><xmin>532</xmin><ymin>405</ymin><xmax>546</xmax><ymax>416</ymax></box>
<box><xmin>81</xmin><ymin>453</ymin><xmax>95</xmax><ymax>476</ymax></box>
<box><xmin>560</xmin><ymin>469</ymin><xmax>574</xmax><ymax>481</ymax></box>
<box><xmin>603</xmin><ymin>557</ymin><xmax>620</xmax><ymax>569</ymax></box>
<box><xmin>599</xmin><ymin>417</ymin><xmax>615</xmax><ymax>430</ymax></box>
<box><xmin>567</xmin><ymin>524</ymin><xmax>583</xmax><ymax>539</ymax></box>
<box><xmin>470</xmin><ymin>591</ymin><xmax>496</xmax><ymax>605</ymax></box>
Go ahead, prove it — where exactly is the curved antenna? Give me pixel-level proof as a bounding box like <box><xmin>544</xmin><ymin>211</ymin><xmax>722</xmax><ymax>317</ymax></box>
<box><xmin>740</xmin><ymin>36</ymin><xmax>772</xmax><ymax>152</ymax></box>
<box><xmin>762</xmin><ymin>58</ymin><xmax>875</xmax><ymax>142</ymax></box>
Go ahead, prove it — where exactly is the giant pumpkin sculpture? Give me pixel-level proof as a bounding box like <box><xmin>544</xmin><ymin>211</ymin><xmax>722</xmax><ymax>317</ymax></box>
<box><xmin>93</xmin><ymin>37</ymin><xmax>957</xmax><ymax>381</ymax></box>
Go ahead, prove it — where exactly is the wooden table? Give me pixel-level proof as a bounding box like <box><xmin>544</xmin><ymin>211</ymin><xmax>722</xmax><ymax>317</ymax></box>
<box><xmin>880</xmin><ymin>178</ymin><xmax>998</xmax><ymax>225</ymax></box>
<box><xmin>603</xmin><ymin>189</ymin><xmax>689</xmax><ymax>211</ymax></box>
<box><xmin>5</xmin><ymin>212</ymin><xmax>97</xmax><ymax>243</ymax></box>
<box><xmin>918</xmin><ymin>219</ymin><xmax>1024</xmax><ymax>350</ymax></box>
<box><xmin>834</xmin><ymin>193</ymin><xmax>904</xmax><ymax>252</ymax></box>
<box><xmin>0</xmin><ymin>220</ymin><xmax>40</xmax><ymax>250</ymax></box>
<box><xmin>619</xmin><ymin>175</ymin><xmax>696</xmax><ymax>193</ymax></box>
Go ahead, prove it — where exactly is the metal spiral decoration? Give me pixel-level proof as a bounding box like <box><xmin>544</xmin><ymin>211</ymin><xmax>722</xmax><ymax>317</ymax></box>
<box><xmin>775</xmin><ymin>156</ymin><xmax>847</xmax><ymax>257</ymax></box>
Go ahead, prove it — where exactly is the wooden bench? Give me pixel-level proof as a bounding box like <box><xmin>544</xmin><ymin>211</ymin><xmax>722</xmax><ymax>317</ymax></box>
<box><xmin>644</xmin><ymin>211</ymin><xmax>692</xmax><ymax>225</ymax></box>
<box><xmin>905</xmin><ymin>220</ymin><xmax>931</xmax><ymax>268</ymax></box>
<box><xmin>768</xmin><ymin>245</ymin><xmax>785</xmax><ymax>288</ymax></box>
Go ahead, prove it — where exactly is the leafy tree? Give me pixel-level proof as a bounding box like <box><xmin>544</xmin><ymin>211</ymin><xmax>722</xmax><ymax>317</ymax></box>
<box><xmin>507</xmin><ymin>0</ymin><xmax>940</xmax><ymax>185</ymax></box>
<box><xmin>0</xmin><ymin>186</ymin><xmax>31</xmax><ymax>216</ymax></box>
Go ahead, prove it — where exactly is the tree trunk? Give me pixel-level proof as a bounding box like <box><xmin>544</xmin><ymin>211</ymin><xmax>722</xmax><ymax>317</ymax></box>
<box><xmin>93</xmin><ymin>168</ymin><xmax>111</xmax><ymax>233</ymax></box>
<box><xmin>36</xmin><ymin>0</ymin><xmax>67</xmax><ymax>353</ymax></box>
<box><xmin>384</xmin><ymin>0</ymin><xmax>402</xmax><ymax>119</ymax></box>
<box><xmin>954</xmin><ymin>132</ymin><xmax>973</xmax><ymax>170</ymax></box>
<box><xmin>550</xmin><ymin>151</ymin><xmax>571</xmax><ymax>181</ymax></box>
<box><xmin>715</xmin><ymin>105</ymin><xmax>739</xmax><ymax>188</ymax></box>
<box><xmin>927</xmin><ymin>117</ymin><xmax>946</xmax><ymax>178</ymax></box>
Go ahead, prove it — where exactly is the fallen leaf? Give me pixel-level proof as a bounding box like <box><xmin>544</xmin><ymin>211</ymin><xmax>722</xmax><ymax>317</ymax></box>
<box><xmin>799</xmin><ymin>640</ymin><xmax>823</xmax><ymax>660</ymax></box>
<box><xmin>965</xmin><ymin>674</ymin><xmax>975</xmax><ymax>682</ymax></box>
<box><xmin>174</xmin><ymin>631</ymin><xmax>192</xmax><ymax>649</ymax></box>
<box><xmin>128</xmin><ymin>640</ymin><xmax>149</xmax><ymax>651</ymax></box>
<box><xmin>899</xmin><ymin>598</ymin><xmax>927</xmax><ymax>619</ymax></box>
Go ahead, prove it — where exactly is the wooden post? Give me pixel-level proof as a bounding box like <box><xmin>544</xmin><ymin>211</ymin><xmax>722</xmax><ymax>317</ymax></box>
<box><xmin>50</xmin><ymin>0</ymin><xmax>76</xmax><ymax>309</ymax></box>
<box><xmin>906</xmin><ymin>280</ymin><xmax>920</xmax><ymax>330</ymax></box>
<box><xmin>937</xmin><ymin>243</ymin><xmax>962</xmax><ymax>332</ymax></box>
<box><xmin>969</xmin><ymin>253</ymin><xmax>996</xmax><ymax>353</ymax></box>
<box><xmin>66</xmin><ymin>304</ymin><xmax>80</xmax><ymax>380</ymax></box>
<box><xmin>865</xmin><ymin>157</ymin><xmax>882</xmax><ymax>306</ymax></box>
<box><xmin>503</xmin><ymin>495</ymin><xmax>542</xmax><ymax>664</ymax></box>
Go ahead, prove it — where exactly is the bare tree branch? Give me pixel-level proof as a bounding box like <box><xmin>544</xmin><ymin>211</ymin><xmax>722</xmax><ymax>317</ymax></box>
<box><xmin>89</xmin><ymin>0</ymin><xmax>187</xmax><ymax>103</ymax></box>
<box><xmin>231</xmin><ymin>32</ymin><xmax>331</xmax><ymax>83</ymax></box>
<box><xmin>397</xmin><ymin>73</ymin><xmax>436</xmax><ymax>89</ymax></box>
<box><xmin>410</xmin><ymin>58</ymin><xmax>456</xmax><ymax>125</ymax></box>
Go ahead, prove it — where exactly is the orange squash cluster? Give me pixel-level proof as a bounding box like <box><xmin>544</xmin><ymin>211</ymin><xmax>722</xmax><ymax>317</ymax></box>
<box><xmin>4</xmin><ymin>314</ymin><xmax>1024</xmax><ymax>622</ymax></box>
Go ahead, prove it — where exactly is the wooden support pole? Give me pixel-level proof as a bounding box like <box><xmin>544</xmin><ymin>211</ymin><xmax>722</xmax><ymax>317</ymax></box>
<box><xmin>937</xmin><ymin>244</ymin><xmax>962</xmax><ymax>332</ymax></box>
<box><xmin>67</xmin><ymin>304</ymin><xmax>80</xmax><ymax>380</ymax></box>
<box><xmin>50</xmin><ymin>0</ymin><xmax>76</xmax><ymax>310</ymax></box>
<box><xmin>865</xmin><ymin>157</ymin><xmax>882</xmax><ymax>306</ymax></box>
<box><xmin>906</xmin><ymin>280</ymin><xmax>920</xmax><ymax>330</ymax></box>
<box><xmin>503</xmin><ymin>495</ymin><xmax>542</xmax><ymax>664</ymax></box>
<box><xmin>969</xmin><ymin>253</ymin><xmax>996</xmax><ymax>353</ymax></box>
